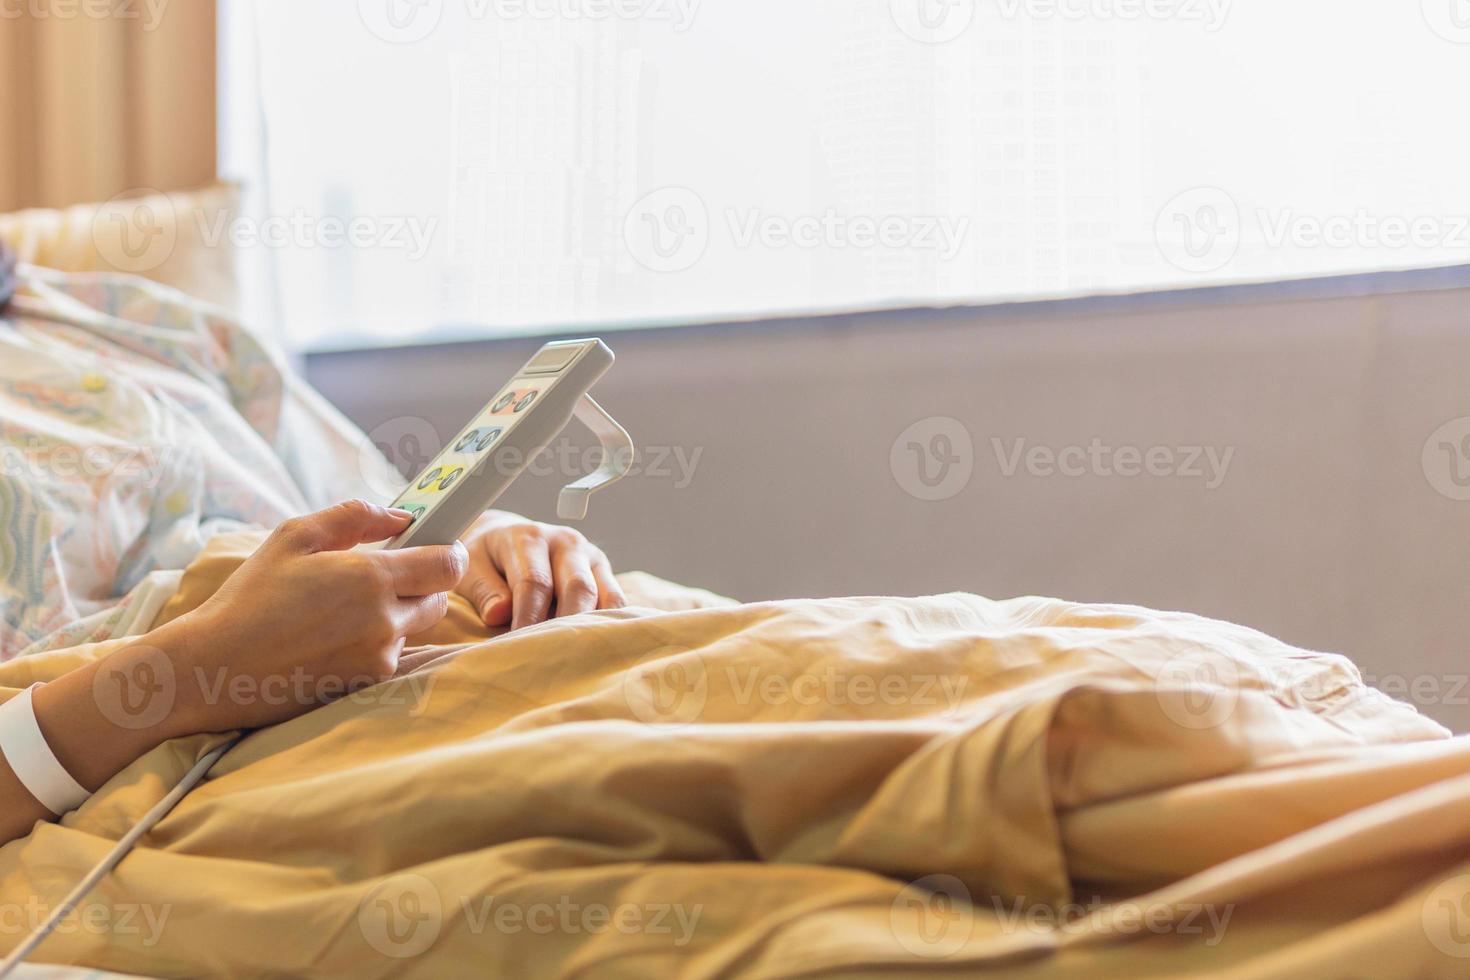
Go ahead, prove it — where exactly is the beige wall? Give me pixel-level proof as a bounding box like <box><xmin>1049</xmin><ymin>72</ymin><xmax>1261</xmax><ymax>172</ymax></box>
<box><xmin>0</xmin><ymin>0</ymin><xmax>215</xmax><ymax>211</ymax></box>
<box><xmin>307</xmin><ymin>268</ymin><xmax>1470</xmax><ymax>731</ymax></box>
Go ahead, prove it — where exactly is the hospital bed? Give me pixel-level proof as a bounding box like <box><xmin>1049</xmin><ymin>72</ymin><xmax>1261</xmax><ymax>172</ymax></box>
<box><xmin>1</xmin><ymin>256</ymin><xmax>1468</xmax><ymax>977</ymax></box>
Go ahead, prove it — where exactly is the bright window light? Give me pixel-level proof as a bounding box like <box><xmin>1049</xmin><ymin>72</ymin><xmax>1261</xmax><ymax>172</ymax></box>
<box><xmin>219</xmin><ymin>0</ymin><xmax>1470</xmax><ymax>350</ymax></box>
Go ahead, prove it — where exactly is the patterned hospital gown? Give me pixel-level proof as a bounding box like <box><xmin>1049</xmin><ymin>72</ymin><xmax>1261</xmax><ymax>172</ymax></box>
<box><xmin>0</xmin><ymin>266</ymin><xmax>396</xmax><ymax>660</ymax></box>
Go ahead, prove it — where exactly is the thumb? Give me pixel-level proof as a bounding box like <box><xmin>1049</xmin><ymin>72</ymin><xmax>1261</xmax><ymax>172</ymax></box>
<box><xmin>288</xmin><ymin>499</ymin><xmax>414</xmax><ymax>553</ymax></box>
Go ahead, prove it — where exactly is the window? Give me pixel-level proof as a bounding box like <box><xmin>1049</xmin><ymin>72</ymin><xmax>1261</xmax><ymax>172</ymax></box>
<box><xmin>219</xmin><ymin>0</ymin><xmax>1470</xmax><ymax>350</ymax></box>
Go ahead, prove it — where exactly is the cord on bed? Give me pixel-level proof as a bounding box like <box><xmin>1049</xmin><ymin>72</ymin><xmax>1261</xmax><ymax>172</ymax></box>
<box><xmin>0</xmin><ymin>735</ymin><xmax>242</xmax><ymax>978</ymax></box>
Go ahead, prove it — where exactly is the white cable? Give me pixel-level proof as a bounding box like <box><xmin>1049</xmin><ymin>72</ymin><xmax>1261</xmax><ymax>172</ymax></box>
<box><xmin>0</xmin><ymin>735</ymin><xmax>241</xmax><ymax>978</ymax></box>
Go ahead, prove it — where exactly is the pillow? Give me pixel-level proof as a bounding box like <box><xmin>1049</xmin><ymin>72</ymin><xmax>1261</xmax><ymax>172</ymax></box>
<box><xmin>0</xmin><ymin>182</ymin><xmax>240</xmax><ymax>312</ymax></box>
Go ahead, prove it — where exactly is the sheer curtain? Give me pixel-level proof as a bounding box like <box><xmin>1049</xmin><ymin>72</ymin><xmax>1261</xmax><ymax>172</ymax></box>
<box><xmin>226</xmin><ymin>1</ymin><xmax>1470</xmax><ymax>352</ymax></box>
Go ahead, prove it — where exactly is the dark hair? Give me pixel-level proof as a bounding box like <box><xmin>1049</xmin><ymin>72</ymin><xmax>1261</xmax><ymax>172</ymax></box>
<box><xmin>0</xmin><ymin>239</ymin><xmax>14</xmax><ymax>313</ymax></box>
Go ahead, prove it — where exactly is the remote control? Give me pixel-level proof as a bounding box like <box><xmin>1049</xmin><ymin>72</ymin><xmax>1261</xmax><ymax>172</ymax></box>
<box><xmin>381</xmin><ymin>338</ymin><xmax>632</xmax><ymax>549</ymax></box>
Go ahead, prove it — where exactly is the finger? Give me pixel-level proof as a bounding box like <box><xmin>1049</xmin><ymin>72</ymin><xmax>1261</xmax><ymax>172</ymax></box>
<box><xmin>495</xmin><ymin>533</ymin><xmax>553</xmax><ymax>630</ymax></box>
<box><xmin>591</xmin><ymin>557</ymin><xmax>627</xmax><ymax>611</ymax></box>
<box><xmin>459</xmin><ymin>546</ymin><xmax>512</xmax><ymax>626</ymax></box>
<box><xmin>395</xmin><ymin>592</ymin><xmax>452</xmax><ymax>639</ymax></box>
<box><xmin>550</xmin><ymin>540</ymin><xmax>598</xmax><ymax>618</ymax></box>
<box><xmin>278</xmin><ymin>499</ymin><xmax>414</xmax><ymax>553</ymax></box>
<box><xmin>376</xmin><ymin>541</ymin><xmax>469</xmax><ymax>597</ymax></box>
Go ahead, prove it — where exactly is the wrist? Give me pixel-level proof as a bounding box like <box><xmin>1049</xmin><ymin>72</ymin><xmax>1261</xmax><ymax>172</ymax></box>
<box><xmin>138</xmin><ymin>613</ymin><xmax>221</xmax><ymax>739</ymax></box>
<box><xmin>27</xmin><ymin>623</ymin><xmax>209</xmax><ymax>793</ymax></box>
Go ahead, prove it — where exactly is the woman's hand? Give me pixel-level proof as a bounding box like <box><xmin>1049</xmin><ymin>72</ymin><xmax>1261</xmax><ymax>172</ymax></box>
<box><xmin>166</xmin><ymin>499</ymin><xmax>468</xmax><ymax>731</ymax></box>
<box><xmin>455</xmin><ymin>510</ymin><xmax>626</xmax><ymax>630</ymax></box>
<box><xmin>2</xmin><ymin>500</ymin><xmax>464</xmax><ymax>842</ymax></box>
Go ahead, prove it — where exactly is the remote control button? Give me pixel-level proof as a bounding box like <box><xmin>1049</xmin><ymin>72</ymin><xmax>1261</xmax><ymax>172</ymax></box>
<box><xmin>474</xmin><ymin>427</ymin><xmax>503</xmax><ymax>452</ymax></box>
<box><xmin>417</xmin><ymin>467</ymin><xmax>443</xmax><ymax>490</ymax></box>
<box><xmin>405</xmin><ymin>504</ymin><xmax>426</xmax><ymax>522</ymax></box>
<box><xmin>454</xmin><ymin>426</ymin><xmax>505</xmax><ymax>453</ymax></box>
<box><xmin>438</xmin><ymin>466</ymin><xmax>464</xmax><ymax>491</ymax></box>
<box><xmin>491</xmin><ymin>392</ymin><xmax>517</xmax><ymax>414</ymax></box>
<box><xmin>513</xmin><ymin>390</ymin><xmax>538</xmax><ymax>413</ymax></box>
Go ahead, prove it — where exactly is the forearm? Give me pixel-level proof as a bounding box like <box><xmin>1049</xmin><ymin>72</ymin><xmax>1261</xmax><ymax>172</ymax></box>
<box><xmin>0</xmin><ymin>619</ymin><xmax>202</xmax><ymax>845</ymax></box>
<box><xmin>0</xmin><ymin>499</ymin><xmax>493</xmax><ymax>846</ymax></box>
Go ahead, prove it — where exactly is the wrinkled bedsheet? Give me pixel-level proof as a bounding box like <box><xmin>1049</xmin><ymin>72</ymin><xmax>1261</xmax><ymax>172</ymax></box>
<box><xmin>0</xmin><ymin>531</ymin><xmax>1468</xmax><ymax>978</ymax></box>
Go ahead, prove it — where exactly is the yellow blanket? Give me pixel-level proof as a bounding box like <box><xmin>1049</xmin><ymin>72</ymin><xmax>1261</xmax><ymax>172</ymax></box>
<box><xmin>1</xmin><ymin>533</ymin><xmax>1468</xmax><ymax>978</ymax></box>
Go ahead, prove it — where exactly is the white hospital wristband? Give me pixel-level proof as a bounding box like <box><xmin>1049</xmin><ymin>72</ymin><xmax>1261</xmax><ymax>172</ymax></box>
<box><xmin>0</xmin><ymin>684</ymin><xmax>90</xmax><ymax>816</ymax></box>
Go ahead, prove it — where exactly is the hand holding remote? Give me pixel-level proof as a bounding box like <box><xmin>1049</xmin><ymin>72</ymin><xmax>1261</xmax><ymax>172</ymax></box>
<box><xmin>168</xmin><ymin>499</ymin><xmax>468</xmax><ymax>730</ymax></box>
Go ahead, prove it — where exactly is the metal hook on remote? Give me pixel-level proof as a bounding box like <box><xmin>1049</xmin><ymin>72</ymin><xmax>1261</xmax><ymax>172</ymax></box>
<box><xmin>557</xmin><ymin>395</ymin><xmax>633</xmax><ymax>520</ymax></box>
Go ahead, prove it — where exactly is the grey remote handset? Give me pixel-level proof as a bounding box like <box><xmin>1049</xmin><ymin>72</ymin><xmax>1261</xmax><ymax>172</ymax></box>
<box><xmin>383</xmin><ymin>339</ymin><xmax>631</xmax><ymax>549</ymax></box>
